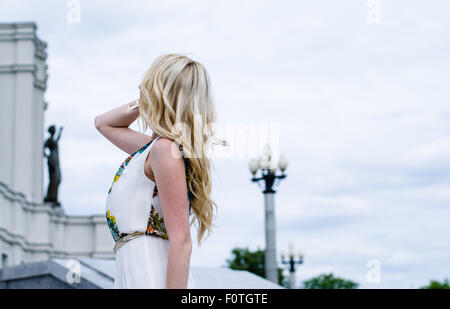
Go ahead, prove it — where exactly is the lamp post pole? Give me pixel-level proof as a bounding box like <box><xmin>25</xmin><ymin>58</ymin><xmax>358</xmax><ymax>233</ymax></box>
<box><xmin>281</xmin><ymin>243</ymin><xmax>304</xmax><ymax>289</ymax></box>
<box><xmin>249</xmin><ymin>145</ymin><xmax>288</xmax><ymax>284</ymax></box>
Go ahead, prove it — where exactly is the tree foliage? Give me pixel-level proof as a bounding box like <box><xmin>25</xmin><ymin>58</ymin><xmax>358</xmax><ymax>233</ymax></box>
<box><xmin>226</xmin><ymin>246</ymin><xmax>286</xmax><ymax>286</ymax></box>
<box><xmin>420</xmin><ymin>278</ymin><xmax>450</xmax><ymax>289</ymax></box>
<box><xmin>302</xmin><ymin>273</ymin><xmax>358</xmax><ymax>289</ymax></box>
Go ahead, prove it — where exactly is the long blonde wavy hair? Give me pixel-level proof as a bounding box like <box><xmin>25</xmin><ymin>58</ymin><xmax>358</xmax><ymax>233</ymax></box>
<box><xmin>137</xmin><ymin>53</ymin><xmax>225</xmax><ymax>247</ymax></box>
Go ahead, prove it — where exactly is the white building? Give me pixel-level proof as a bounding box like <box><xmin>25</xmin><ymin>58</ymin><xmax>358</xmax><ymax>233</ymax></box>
<box><xmin>0</xmin><ymin>22</ymin><xmax>114</xmax><ymax>269</ymax></box>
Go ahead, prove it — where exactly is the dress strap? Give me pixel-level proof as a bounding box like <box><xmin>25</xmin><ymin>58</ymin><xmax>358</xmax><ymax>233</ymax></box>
<box><xmin>150</xmin><ymin>136</ymin><xmax>162</xmax><ymax>146</ymax></box>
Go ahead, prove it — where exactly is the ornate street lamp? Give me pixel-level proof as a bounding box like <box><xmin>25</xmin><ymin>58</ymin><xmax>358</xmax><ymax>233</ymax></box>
<box><xmin>249</xmin><ymin>144</ymin><xmax>288</xmax><ymax>284</ymax></box>
<box><xmin>281</xmin><ymin>243</ymin><xmax>304</xmax><ymax>289</ymax></box>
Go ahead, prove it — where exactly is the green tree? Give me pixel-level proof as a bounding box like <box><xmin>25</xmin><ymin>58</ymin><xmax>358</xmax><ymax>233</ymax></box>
<box><xmin>420</xmin><ymin>278</ymin><xmax>450</xmax><ymax>289</ymax></box>
<box><xmin>302</xmin><ymin>273</ymin><xmax>358</xmax><ymax>289</ymax></box>
<box><xmin>226</xmin><ymin>246</ymin><xmax>286</xmax><ymax>287</ymax></box>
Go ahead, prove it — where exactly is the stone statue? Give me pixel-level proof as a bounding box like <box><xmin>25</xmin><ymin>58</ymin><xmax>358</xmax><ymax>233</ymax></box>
<box><xmin>44</xmin><ymin>125</ymin><xmax>63</xmax><ymax>206</ymax></box>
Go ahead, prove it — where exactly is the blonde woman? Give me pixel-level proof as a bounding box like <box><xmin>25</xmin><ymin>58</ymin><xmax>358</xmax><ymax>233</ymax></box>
<box><xmin>94</xmin><ymin>54</ymin><xmax>222</xmax><ymax>289</ymax></box>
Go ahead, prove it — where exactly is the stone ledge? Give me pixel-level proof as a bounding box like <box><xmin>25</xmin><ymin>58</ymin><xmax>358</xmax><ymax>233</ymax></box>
<box><xmin>0</xmin><ymin>260</ymin><xmax>101</xmax><ymax>289</ymax></box>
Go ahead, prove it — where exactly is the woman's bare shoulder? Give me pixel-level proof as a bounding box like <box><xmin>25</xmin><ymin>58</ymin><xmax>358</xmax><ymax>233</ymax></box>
<box><xmin>152</xmin><ymin>137</ymin><xmax>183</xmax><ymax>161</ymax></box>
<box><xmin>144</xmin><ymin>137</ymin><xmax>184</xmax><ymax>181</ymax></box>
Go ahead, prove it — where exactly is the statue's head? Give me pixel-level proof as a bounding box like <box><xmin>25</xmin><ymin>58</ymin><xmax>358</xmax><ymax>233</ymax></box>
<box><xmin>48</xmin><ymin>125</ymin><xmax>56</xmax><ymax>135</ymax></box>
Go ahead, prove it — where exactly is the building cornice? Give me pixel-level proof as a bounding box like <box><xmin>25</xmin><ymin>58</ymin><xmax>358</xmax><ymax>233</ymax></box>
<box><xmin>0</xmin><ymin>22</ymin><xmax>48</xmax><ymax>59</ymax></box>
<box><xmin>0</xmin><ymin>64</ymin><xmax>48</xmax><ymax>91</ymax></box>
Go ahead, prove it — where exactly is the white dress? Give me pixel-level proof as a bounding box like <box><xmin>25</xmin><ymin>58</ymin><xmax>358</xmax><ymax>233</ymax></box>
<box><xmin>105</xmin><ymin>136</ymin><xmax>196</xmax><ymax>289</ymax></box>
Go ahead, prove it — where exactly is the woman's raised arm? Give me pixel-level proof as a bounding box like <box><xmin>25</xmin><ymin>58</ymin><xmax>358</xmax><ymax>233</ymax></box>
<box><xmin>94</xmin><ymin>99</ymin><xmax>153</xmax><ymax>154</ymax></box>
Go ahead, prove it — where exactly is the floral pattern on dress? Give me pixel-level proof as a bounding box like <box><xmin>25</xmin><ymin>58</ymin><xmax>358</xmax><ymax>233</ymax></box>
<box><xmin>105</xmin><ymin>138</ymin><xmax>193</xmax><ymax>243</ymax></box>
<box><xmin>106</xmin><ymin>210</ymin><xmax>120</xmax><ymax>241</ymax></box>
<box><xmin>105</xmin><ymin>140</ymin><xmax>156</xmax><ymax>241</ymax></box>
<box><xmin>107</xmin><ymin>141</ymin><xmax>154</xmax><ymax>195</ymax></box>
<box><xmin>145</xmin><ymin>187</ymin><xmax>168</xmax><ymax>240</ymax></box>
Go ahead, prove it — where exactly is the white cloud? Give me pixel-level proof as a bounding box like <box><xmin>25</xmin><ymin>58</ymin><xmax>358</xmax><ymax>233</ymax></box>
<box><xmin>401</xmin><ymin>138</ymin><xmax>450</xmax><ymax>166</ymax></box>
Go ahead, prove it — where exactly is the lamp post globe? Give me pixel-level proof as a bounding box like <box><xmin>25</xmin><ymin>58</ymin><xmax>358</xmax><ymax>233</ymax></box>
<box><xmin>279</xmin><ymin>154</ymin><xmax>288</xmax><ymax>172</ymax></box>
<box><xmin>249</xmin><ymin>158</ymin><xmax>259</xmax><ymax>175</ymax></box>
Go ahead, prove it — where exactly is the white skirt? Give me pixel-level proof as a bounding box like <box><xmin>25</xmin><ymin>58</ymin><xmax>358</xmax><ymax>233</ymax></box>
<box><xmin>113</xmin><ymin>235</ymin><xmax>197</xmax><ymax>289</ymax></box>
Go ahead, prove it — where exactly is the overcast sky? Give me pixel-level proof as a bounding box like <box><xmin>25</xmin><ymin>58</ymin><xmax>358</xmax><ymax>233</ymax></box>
<box><xmin>1</xmin><ymin>0</ymin><xmax>449</xmax><ymax>288</ymax></box>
